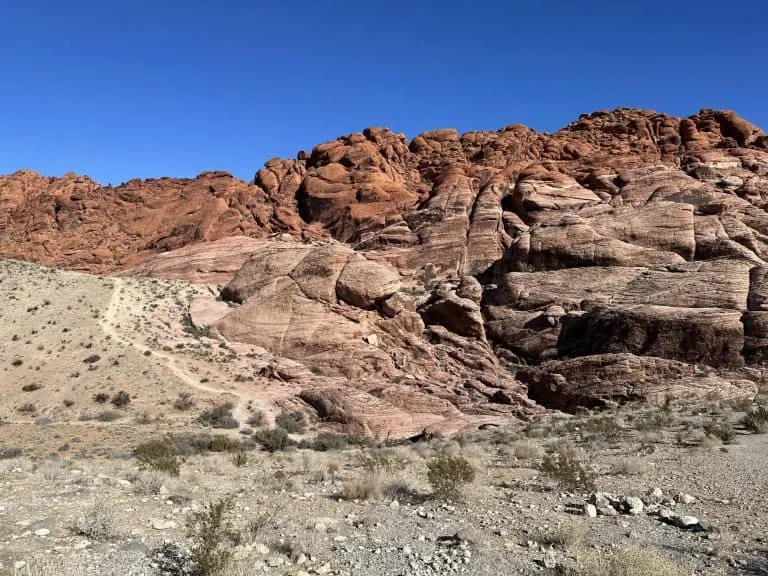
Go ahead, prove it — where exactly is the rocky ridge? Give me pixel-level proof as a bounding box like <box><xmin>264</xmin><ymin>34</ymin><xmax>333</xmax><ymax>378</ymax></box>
<box><xmin>4</xmin><ymin>108</ymin><xmax>768</xmax><ymax>435</ymax></box>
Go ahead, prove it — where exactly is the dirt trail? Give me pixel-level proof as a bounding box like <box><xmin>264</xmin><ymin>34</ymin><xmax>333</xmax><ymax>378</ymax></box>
<box><xmin>101</xmin><ymin>278</ymin><xmax>254</xmax><ymax>424</ymax></box>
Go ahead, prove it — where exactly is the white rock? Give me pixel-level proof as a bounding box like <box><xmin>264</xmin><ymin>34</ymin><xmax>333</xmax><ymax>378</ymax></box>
<box><xmin>647</xmin><ymin>487</ymin><xmax>665</xmax><ymax>504</ymax></box>
<box><xmin>266</xmin><ymin>555</ymin><xmax>285</xmax><ymax>568</ymax></box>
<box><xmin>389</xmin><ymin>500</ymin><xmax>400</xmax><ymax>508</ymax></box>
<box><xmin>624</xmin><ymin>496</ymin><xmax>644</xmax><ymax>515</ymax></box>
<box><xmin>34</xmin><ymin>528</ymin><xmax>50</xmax><ymax>537</ymax></box>
<box><xmin>151</xmin><ymin>519</ymin><xmax>176</xmax><ymax>530</ymax></box>
<box><xmin>583</xmin><ymin>503</ymin><xmax>597</xmax><ymax>518</ymax></box>
<box><xmin>676</xmin><ymin>493</ymin><xmax>695</xmax><ymax>505</ymax></box>
<box><xmin>674</xmin><ymin>515</ymin><xmax>699</xmax><ymax>529</ymax></box>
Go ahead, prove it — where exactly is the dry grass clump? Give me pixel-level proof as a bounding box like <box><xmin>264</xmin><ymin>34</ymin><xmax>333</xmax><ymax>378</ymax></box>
<box><xmin>539</xmin><ymin>443</ymin><xmax>596</xmax><ymax>492</ymax></box>
<box><xmin>542</xmin><ymin>518</ymin><xmax>589</xmax><ymax>552</ymax></box>
<box><xmin>342</xmin><ymin>473</ymin><xmax>380</xmax><ymax>501</ymax></box>
<box><xmin>512</xmin><ymin>439</ymin><xmax>543</xmax><ymax>461</ymax></box>
<box><xmin>74</xmin><ymin>501</ymin><xmax>118</xmax><ymax>541</ymax></box>
<box><xmin>607</xmin><ymin>457</ymin><xmax>646</xmax><ymax>476</ymax></box>
<box><xmin>573</xmin><ymin>546</ymin><xmax>685</xmax><ymax>576</ymax></box>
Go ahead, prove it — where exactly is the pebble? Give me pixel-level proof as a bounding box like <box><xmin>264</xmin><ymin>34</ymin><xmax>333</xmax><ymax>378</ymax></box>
<box><xmin>34</xmin><ymin>528</ymin><xmax>50</xmax><ymax>537</ymax></box>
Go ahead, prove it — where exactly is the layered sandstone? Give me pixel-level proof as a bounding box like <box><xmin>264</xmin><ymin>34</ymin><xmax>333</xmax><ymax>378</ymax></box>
<box><xmin>4</xmin><ymin>107</ymin><xmax>768</xmax><ymax>429</ymax></box>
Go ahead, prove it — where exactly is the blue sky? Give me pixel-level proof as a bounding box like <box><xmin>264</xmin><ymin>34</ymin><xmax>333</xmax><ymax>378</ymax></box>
<box><xmin>1</xmin><ymin>0</ymin><xmax>766</xmax><ymax>185</ymax></box>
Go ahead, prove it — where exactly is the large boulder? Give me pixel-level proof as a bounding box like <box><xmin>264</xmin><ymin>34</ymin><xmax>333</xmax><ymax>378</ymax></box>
<box><xmin>518</xmin><ymin>354</ymin><xmax>756</xmax><ymax>411</ymax></box>
<box><xmin>558</xmin><ymin>305</ymin><xmax>745</xmax><ymax>367</ymax></box>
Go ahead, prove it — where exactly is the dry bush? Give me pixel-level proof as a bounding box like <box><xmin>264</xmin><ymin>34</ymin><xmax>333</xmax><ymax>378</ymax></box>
<box><xmin>542</xmin><ymin>519</ymin><xmax>588</xmax><ymax>551</ymax></box>
<box><xmin>132</xmin><ymin>470</ymin><xmax>172</xmax><ymax>495</ymax></box>
<box><xmin>539</xmin><ymin>443</ymin><xmax>596</xmax><ymax>491</ymax></box>
<box><xmin>342</xmin><ymin>473</ymin><xmax>380</xmax><ymax>500</ymax></box>
<box><xmin>36</xmin><ymin>459</ymin><xmax>63</xmax><ymax>484</ymax></box>
<box><xmin>512</xmin><ymin>439</ymin><xmax>542</xmax><ymax>461</ymax></box>
<box><xmin>75</xmin><ymin>501</ymin><xmax>118</xmax><ymax>541</ymax></box>
<box><xmin>575</xmin><ymin>546</ymin><xmax>685</xmax><ymax>576</ymax></box>
<box><xmin>13</xmin><ymin>558</ymin><xmax>78</xmax><ymax>576</ymax></box>
<box><xmin>607</xmin><ymin>457</ymin><xmax>646</xmax><ymax>476</ymax></box>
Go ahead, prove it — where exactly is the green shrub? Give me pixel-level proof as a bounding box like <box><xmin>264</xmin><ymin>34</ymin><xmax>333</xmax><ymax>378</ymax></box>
<box><xmin>742</xmin><ymin>405</ymin><xmax>768</xmax><ymax>434</ymax></box>
<box><xmin>299</xmin><ymin>432</ymin><xmax>373</xmax><ymax>452</ymax></box>
<box><xmin>539</xmin><ymin>444</ymin><xmax>596</xmax><ymax>491</ymax></box>
<box><xmin>173</xmin><ymin>392</ymin><xmax>195</xmax><ymax>411</ymax></box>
<box><xmin>110</xmin><ymin>390</ymin><xmax>131</xmax><ymax>408</ymax></box>
<box><xmin>426</xmin><ymin>454</ymin><xmax>476</xmax><ymax>500</ymax></box>
<box><xmin>135</xmin><ymin>437</ymin><xmax>182</xmax><ymax>476</ymax></box>
<box><xmin>187</xmin><ymin>496</ymin><xmax>237</xmax><ymax>575</ymax></box>
<box><xmin>253</xmin><ymin>428</ymin><xmax>295</xmax><ymax>452</ymax></box>
<box><xmin>231</xmin><ymin>451</ymin><xmax>248</xmax><ymax>467</ymax></box>
<box><xmin>704</xmin><ymin>420</ymin><xmax>737</xmax><ymax>444</ymax></box>
<box><xmin>246</xmin><ymin>410</ymin><xmax>266</xmax><ymax>427</ymax></box>
<box><xmin>275</xmin><ymin>411</ymin><xmax>306</xmax><ymax>434</ymax></box>
<box><xmin>198</xmin><ymin>403</ymin><xmax>239</xmax><ymax>429</ymax></box>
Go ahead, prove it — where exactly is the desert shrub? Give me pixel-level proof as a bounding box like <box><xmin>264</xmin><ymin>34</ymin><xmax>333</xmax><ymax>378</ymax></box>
<box><xmin>245</xmin><ymin>410</ymin><xmax>266</xmax><ymax>427</ymax></box>
<box><xmin>132</xmin><ymin>470</ymin><xmax>167</xmax><ymax>495</ymax></box>
<box><xmin>173</xmin><ymin>391</ymin><xmax>195</xmax><ymax>411</ymax></box>
<box><xmin>342</xmin><ymin>473</ymin><xmax>380</xmax><ymax>501</ymax></box>
<box><xmin>581</xmin><ymin>415</ymin><xmax>626</xmax><ymax>443</ymax></box>
<box><xmin>242</xmin><ymin>501</ymin><xmax>285</xmax><ymax>542</ymax></box>
<box><xmin>574</xmin><ymin>546</ymin><xmax>685</xmax><ymax>576</ymax></box>
<box><xmin>17</xmin><ymin>403</ymin><xmax>37</xmax><ymax>415</ymax></box>
<box><xmin>633</xmin><ymin>409</ymin><xmax>673</xmax><ymax>432</ymax></box>
<box><xmin>62</xmin><ymin>398</ymin><xmax>75</xmax><ymax>407</ymax></box>
<box><xmin>186</xmin><ymin>496</ymin><xmax>238</xmax><ymax>576</ymax></box>
<box><xmin>539</xmin><ymin>444</ymin><xmax>596</xmax><ymax>491</ymax></box>
<box><xmin>75</xmin><ymin>501</ymin><xmax>118</xmax><ymax>541</ymax></box>
<box><xmin>427</xmin><ymin>454</ymin><xmax>476</xmax><ymax>500</ymax></box>
<box><xmin>252</xmin><ymin>428</ymin><xmax>295</xmax><ymax>452</ymax></box>
<box><xmin>93</xmin><ymin>392</ymin><xmax>109</xmax><ymax>404</ymax></box>
<box><xmin>703</xmin><ymin>420</ymin><xmax>737</xmax><ymax>444</ymax></box>
<box><xmin>82</xmin><ymin>354</ymin><xmax>101</xmax><ymax>364</ymax></box>
<box><xmin>97</xmin><ymin>410</ymin><xmax>122</xmax><ymax>422</ymax></box>
<box><xmin>512</xmin><ymin>439</ymin><xmax>542</xmax><ymax>461</ymax></box>
<box><xmin>11</xmin><ymin>358</ymin><xmax>23</xmax><ymax>367</ymax></box>
<box><xmin>21</xmin><ymin>383</ymin><xmax>42</xmax><ymax>392</ymax></box>
<box><xmin>274</xmin><ymin>411</ymin><xmax>306</xmax><ymax>434</ymax></box>
<box><xmin>110</xmin><ymin>390</ymin><xmax>131</xmax><ymax>408</ymax></box>
<box><xmin>198</xmin><ymin>403</ymin><xmax>239</xmax><ymax>429</ymax></box>
<box><xmin>542</xmin><ymin>519</ymin><xmax>588</xmax><ymax>551</ymax></box>
<box><xmin>357</xmin><ymin>448</ymin><xmax>402</xmax><ymax>474</ymax></box>
<box><xmin>135</xmin><ymin>437</ymin><xmax>182</xmax><ymax>476</ymax></box>
<box><xmin>742</xmin><ymin>405</ymin><xmax>768</xmax><ymax>434</ymax></box>
<box><xmin>299</xmin><ymin>432</ymin><xmax>372</xmax><ymax>452</ymax></box>
<box><xmin>230</xmin><ymin>451</ymin><xmax>248</xmax><ymax>467</ymax></box>
<box><xmin>0</xmin><ymin>447</ymin><xmax>23</xmax><ymax>459</ymax></box>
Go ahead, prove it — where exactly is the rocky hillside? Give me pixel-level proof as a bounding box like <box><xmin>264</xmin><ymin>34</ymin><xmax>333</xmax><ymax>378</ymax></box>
<box><xmin>3</xmin><ymin>108</ymin><xmax>768</xmax><ymax>434</ymax></box>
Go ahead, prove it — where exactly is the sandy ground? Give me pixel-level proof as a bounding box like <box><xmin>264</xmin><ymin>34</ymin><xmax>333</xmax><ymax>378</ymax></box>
<box><xmin>0</xmin><ymin>258</ymin><xmax>298</xmax><ymax>456</ymax></box>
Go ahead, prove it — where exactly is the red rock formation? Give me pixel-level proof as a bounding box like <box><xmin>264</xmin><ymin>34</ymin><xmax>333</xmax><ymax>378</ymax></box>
<box><xmin>3</xmin><ymin>108</ymin><xmax>768</xmax><ymax>424</ymax></box>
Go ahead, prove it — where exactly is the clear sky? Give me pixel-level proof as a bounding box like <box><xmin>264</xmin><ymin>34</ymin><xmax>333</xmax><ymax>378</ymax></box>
<box><xmin>1</xmin><ymin>0</ymin><xmax>766</xmax><ymax>185</ymax></box>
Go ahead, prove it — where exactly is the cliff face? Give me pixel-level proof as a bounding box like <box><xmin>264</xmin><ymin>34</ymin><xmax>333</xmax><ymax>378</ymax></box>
<box><xmin>4</xmin><ymin>107</ymin><xmax>768</xmax><ymax>430</ymax></box>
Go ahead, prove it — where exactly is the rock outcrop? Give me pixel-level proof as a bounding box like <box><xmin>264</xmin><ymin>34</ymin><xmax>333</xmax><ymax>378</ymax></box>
<box><xmin>4</xmin><ymin>107</ymin><xmax>768</xmax><ymax>428</ymax></box>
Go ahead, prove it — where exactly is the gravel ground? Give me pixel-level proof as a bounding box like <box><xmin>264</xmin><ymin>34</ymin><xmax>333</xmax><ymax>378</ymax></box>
<box><xmin>2</xmin><ymin>399</ymin><xmax>768</xmax><ymax>576</ymax></box>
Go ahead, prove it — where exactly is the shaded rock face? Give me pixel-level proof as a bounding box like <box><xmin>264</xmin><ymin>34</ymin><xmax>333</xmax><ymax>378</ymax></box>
<box><xmin>4</xmin><ymin>107</ymin><xmax>768</xmax><ymax>428</ymax></box>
